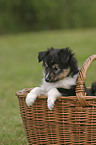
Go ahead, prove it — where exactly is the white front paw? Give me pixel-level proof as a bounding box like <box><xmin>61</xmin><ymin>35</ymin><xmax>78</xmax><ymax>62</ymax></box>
<box><xmin>26</xmin><ymin>93</ymin><xmax>37</xmax><ymax>107</ymax></box>
<box><xmin>47</xmin><ymin>97</ymin><xmax>55</xmax><ymax>111</ymax></box>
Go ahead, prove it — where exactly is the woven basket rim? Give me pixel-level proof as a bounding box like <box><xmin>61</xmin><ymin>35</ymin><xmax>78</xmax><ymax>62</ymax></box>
<box><xmin>16</xmin><ymin>88</ymin><xmax>96</xmax><ymax>101</ymax></box>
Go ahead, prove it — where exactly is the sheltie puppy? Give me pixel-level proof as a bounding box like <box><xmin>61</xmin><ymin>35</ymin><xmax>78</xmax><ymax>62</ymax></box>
<box><xmin>26</xmin><ymin>47</ymin><xmax>96</xmax><ymax>110</ymax></box>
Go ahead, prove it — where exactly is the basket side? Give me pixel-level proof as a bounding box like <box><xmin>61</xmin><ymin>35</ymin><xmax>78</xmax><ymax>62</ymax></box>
<box><xmin>16</xmin><ymin>89</ymin><xmax>96</xmax><ymax>144</ymax></box>
<box><xmin>76</xmin><ymin>55</ymin><xmax>96</xmax><ymax>106</ymax></box>
<box><xmin>16</xmin><ymin>89</ymin><xmax>33</xmax><ymax>144</ymax></box>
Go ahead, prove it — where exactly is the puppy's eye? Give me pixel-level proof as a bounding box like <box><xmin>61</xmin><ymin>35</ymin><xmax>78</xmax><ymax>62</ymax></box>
<box><xmin>54</xmin><ymin>67</ymin><xmax>60</xmax><ymax>73</ymax></box>
<box><xmin>54</xmin><ymin>67</ymin><xmax>58</xmax><ymax>71</ymax></box>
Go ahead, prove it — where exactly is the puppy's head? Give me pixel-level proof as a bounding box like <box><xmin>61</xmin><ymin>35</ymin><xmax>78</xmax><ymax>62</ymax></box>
<box><xmin>38</xmin><ymin>47</ymin><xmax>78</xmax><ymax>83</ymax></box>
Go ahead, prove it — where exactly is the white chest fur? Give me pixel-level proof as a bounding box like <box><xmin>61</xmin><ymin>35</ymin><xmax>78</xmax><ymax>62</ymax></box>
<box><xmin>41</xmin><ymin>74</ymin><xmax>78</xmax><ymax>92</ymax></box>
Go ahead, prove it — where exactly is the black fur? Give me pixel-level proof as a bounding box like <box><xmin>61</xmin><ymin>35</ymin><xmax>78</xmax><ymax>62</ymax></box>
<box><xmin>91</xmin><ymin>82</ymin><xmax>96</xmax><ymax>96</ymax></box>
<box><xmin>57</xmin><ymin>86</ymin><xmax>76</xmax><ymax>96</ymax></box>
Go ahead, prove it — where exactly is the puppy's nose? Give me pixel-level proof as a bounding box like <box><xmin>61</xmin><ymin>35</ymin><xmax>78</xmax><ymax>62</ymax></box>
<box><xmin>45</xmin><ymin>77</ymin><xmax>50</xmax><ymax>82</ymax></box>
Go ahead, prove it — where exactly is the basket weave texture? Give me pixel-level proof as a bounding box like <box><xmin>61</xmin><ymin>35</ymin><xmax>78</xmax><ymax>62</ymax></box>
<box><xmin>16</xmin><ymin>55</ymin><xmax>96</xmax><ymax>145</ymax></box>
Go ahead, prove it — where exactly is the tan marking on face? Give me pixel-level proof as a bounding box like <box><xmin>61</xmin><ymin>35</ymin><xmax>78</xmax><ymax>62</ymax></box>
<box><xmin>52</xmin><ymin>64</ymin><xmax>60</xmax><ymax>73</ymax></box>
<box><xmin>52</xmin><ymin>64</ymin><xmax>59</xmax><ymax>69</ymax></box>
<box><xmin>45</xmin><ymin>62</ymin><xmax>48</xmax><ymax>67</ymax></box>
<box><xmin>57</xmin><ymin>68</ymin><xmax>70</xmax><ymax>80</ymax></box>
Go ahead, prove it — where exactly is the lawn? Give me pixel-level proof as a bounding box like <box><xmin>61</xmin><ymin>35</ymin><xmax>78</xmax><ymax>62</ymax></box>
<box><xmin>0</xmin><ymin>28</ymin><xmax>96</xmax><ymax>144</ymax></box>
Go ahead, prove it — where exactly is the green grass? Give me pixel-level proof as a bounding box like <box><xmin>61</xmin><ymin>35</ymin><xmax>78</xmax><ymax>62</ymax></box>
<box><xmin>0</xmin><ymin>28</ymin><xmax>96</xmax><ymax>144</ymax></box>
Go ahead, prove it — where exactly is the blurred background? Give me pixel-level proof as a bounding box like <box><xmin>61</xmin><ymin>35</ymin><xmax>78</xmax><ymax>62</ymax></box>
<box><xmin>0</xmin><ymin>0</ymin><xmax>96</xmax><ymax>144</ymax></box>
<box><xmin>0</xmin><ymin>0</ymin><xmax>96</xmax><ymax>34</ymax></box>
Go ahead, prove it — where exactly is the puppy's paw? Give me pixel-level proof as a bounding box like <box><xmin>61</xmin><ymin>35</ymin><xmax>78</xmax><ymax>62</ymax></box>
<box><xmin>26</xmin><ymin>93</ymin><xmax>37</xmax><ymax>107</ymax></box>
<box><xmin>47</xmin><ymin>97</ymin><xmax>55</xmax><ymax>111</ymax></box>
<box><xmin>47</xmin><ymin>88</ymin><xmax>61</xmax><ymax>110</ymax></box>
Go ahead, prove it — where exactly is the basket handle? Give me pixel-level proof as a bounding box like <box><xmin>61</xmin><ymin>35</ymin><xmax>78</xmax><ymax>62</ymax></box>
<box><xmin>76</xmin><ymin>55</ymin><xmax>96</xmax><ymax>107</ymax></box>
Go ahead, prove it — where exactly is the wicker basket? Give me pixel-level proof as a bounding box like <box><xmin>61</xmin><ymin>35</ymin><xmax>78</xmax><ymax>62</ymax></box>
<box><xmin>16</xmin><ymin>55</ymin><xmax>96</xmax><ymax>145</ymax></box>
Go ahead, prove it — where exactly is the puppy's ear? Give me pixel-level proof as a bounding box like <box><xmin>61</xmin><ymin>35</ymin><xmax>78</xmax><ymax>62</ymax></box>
<box><xmin>38</xmin><ymin>48</ymin><xmax>54</xmax><ymax>63</ymax></box>
<box><xmin>38</xmin><ymin>51</ymin><xmax>46</xmax><ymax>62</ymax></box>
<box><xmin>38</xmin><ymin>50</ymin><xmax>50</xmax><ymax>62</ymax></box>
<box><xmin>58</xmin><ymin>48</ymin><xmax>73</xmax><ymax>64</ymax></box>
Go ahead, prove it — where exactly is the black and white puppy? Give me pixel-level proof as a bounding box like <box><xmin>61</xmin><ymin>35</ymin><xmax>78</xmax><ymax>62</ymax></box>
<box><xmin>26</xmin><ymin>47</ymin><xmax>96</xmax><ymax>110</ymax></box>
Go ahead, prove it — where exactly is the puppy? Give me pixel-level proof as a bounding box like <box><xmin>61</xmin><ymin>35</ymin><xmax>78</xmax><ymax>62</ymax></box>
<box><xmin>26</xmin><ymin>47</ymin><xmax>96</xmax><ymax>110</ymax></box>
